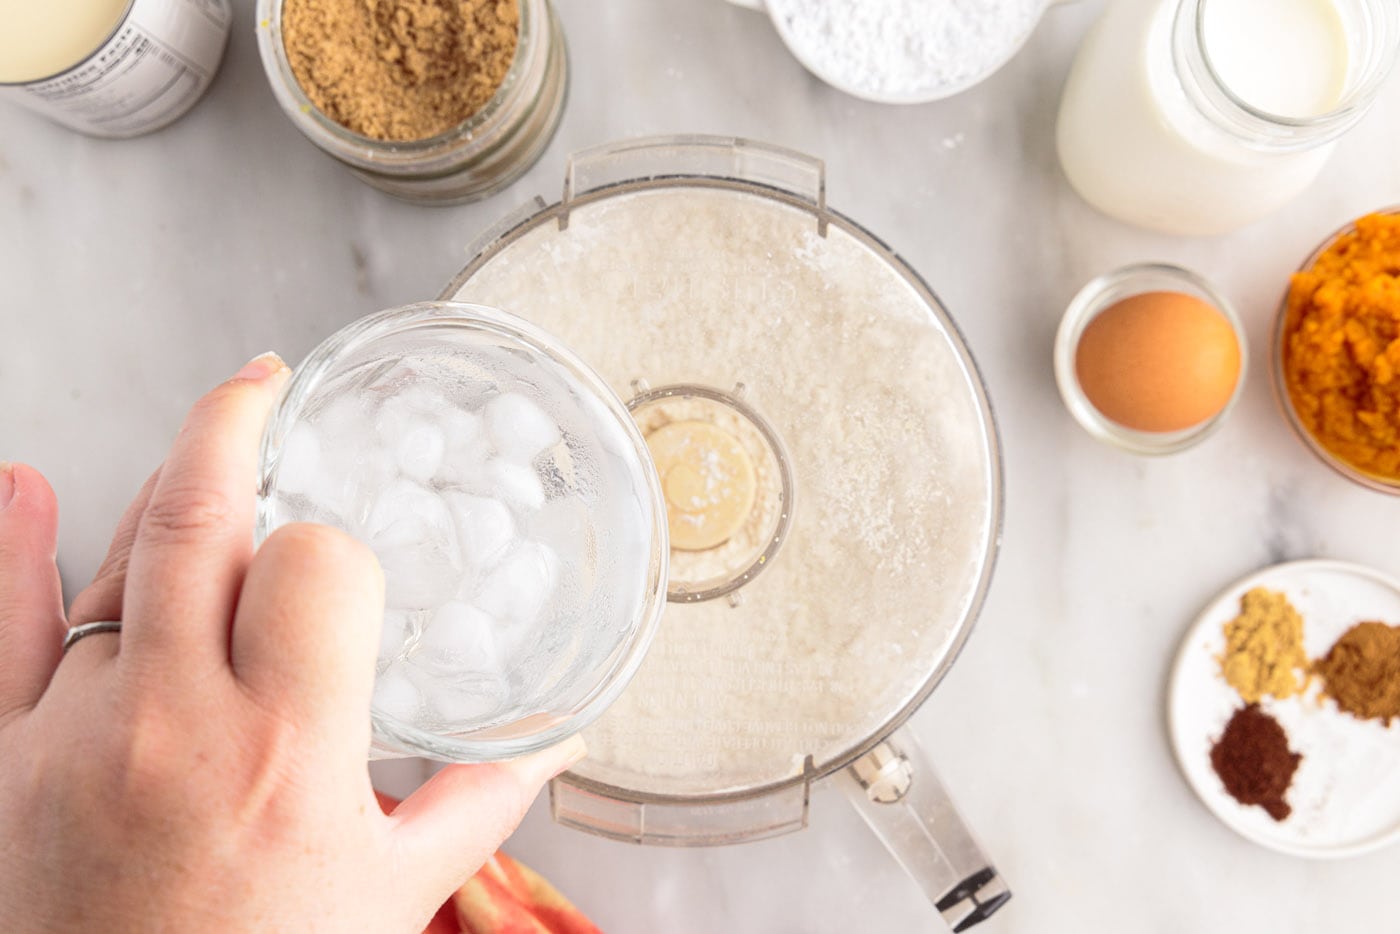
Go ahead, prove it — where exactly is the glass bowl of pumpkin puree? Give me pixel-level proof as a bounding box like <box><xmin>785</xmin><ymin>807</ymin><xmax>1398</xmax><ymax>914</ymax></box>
<box><xmin>1274</xmin><ymin>208</ymin><xmax>1400</xmax><ymax>495</ymax></box>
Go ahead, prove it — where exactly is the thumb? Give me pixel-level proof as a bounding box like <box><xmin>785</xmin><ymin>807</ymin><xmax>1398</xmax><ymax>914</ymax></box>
<box><xmin>0</xmin><ymin>463</ymin><xmax>65</xmax><ymax>721</ymax></box>
<box><xmin>387</xmin><ymin>736</ymin><xmax>586</xmax><ymax>906</ymax></box>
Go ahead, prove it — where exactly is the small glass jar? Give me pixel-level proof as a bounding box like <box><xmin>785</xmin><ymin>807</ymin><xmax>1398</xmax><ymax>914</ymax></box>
<box><xmin>255</xmin><ymin>0</ymin><xmax>567</xmax><ymax>205</ymax></box>
<box><xmin>1055</xmin><ymin>263</ymin><xmax>1246</xmax><ymax>455</ymax></box>
<box><xmin>1057</xmin><ymin>0</ymin><xmax>1400</xmax><ymax>235</ymax></box>
<box><xmin>0</xmin><ymin>0</ymin><xmax>232</xmax><ymax>138</ymax></box>
<box><xmin>256</xmin><ymin>302</ymin><xmax>669</xmax><ymax>761</ymax></box>
<box><xmin>1273</xmin><ymin>210</ymin><xmax>1400</xmax><ymax>495</ymax></box>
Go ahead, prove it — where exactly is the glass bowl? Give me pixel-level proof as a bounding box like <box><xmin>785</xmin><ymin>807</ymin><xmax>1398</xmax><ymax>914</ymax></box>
<box><xmin>1055</xmin><ymin>263</ymin><xmax>1247</xmax><ymax>455</ymax></box>
<box><xmin>1272</xmin><ymin>209</ymin><xmax>1400</xmax><ymax>494</ymax></box>
<box><xmin>256</xmin><ymin>302</ymin><xmax>669</xmax><ymax>761</ymax></box>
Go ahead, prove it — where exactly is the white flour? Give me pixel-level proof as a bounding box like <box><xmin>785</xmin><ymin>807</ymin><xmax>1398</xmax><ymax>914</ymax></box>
<box><xmin>772</xmin><ymin>0</ymin><xmax>1044</xmax><ymax>99</ymax></box>
<box><xmin>454</xmin><ymin>186</ymin><xmax>995</xmax><ymax>796</ymax></box>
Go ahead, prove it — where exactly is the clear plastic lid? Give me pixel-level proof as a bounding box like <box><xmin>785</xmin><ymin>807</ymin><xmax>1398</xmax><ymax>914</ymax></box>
<box><xmin>444</xmin><ymin>137</ymin><xmax>1001</xmax><ymax>804</ymax></box>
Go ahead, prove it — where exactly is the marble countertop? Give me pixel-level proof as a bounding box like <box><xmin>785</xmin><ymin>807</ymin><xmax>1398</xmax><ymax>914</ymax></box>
<box><xmin>4</xmin><ymin>0</ymin><xmax>1399</xmax><ymax>931</ymax></box>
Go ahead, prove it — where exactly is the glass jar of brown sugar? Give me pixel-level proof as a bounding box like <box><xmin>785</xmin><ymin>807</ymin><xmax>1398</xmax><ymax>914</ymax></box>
<box><xmin>255</xmin><ymin>0</ymin><xmax>566</xmax><ymax>204</ymax></box>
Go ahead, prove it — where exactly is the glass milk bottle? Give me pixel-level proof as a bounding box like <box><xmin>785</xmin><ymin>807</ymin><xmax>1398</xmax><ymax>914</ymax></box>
<box><xmin>0</xmin><ymin>0</ymin><xmax>231</xmax><ymax>138</ymax></box>
<box><xmin>1056</xmin><ymin>0</ymin><xmax>1400</xmax><ymax>236</ymax></box>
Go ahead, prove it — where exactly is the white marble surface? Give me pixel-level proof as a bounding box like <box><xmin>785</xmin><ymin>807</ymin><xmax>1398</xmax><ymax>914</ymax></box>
<box><xmin>3</xmin><ymin>1</ymin><xmax>1400</xmax><ymax>931</ymax></box>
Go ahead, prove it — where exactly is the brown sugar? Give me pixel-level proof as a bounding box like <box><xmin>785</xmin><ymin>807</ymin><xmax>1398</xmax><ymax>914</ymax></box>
<box><xmin>282</xmin><ymin>0</ymin><xmax>520</xmax><ymax>142</ymax></box>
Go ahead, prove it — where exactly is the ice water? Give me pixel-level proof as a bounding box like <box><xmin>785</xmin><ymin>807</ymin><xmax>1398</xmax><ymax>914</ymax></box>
<box><xmin>266</xmin><ymin>338</ymin><xmax>654</xmax><ymax>736</ymax></box>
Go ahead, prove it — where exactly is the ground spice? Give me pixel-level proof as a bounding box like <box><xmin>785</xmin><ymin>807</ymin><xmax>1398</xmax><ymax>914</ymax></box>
<box><xmin>1210</xmin><ymin>704</ymin><xmax>1302</xmax><ymax>821</ymax></box>
<box><xmin>1219</xmin><ymin>587</ymin><xmax>1310</xmax><ymax>704</ymax></box>
<box><xmin>282</xmin><ymin>0</ymin><xmax>519</xmax><ymax>142</ymax></box>
<box><xmin>1314</xmin><ymin>621</ymin><xmax>1400</xmax><ymax>725</ymax></box>
<box><xmin>1282</xmin><ymin>212</ymin><xmax>1400</xmax><ymax>482</ymax></box>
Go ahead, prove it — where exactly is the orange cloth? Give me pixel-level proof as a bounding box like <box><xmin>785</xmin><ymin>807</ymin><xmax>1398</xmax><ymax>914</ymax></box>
<box><xmin>376</xmin><ymin>792</ymin><xmax>601</xmax><ymax>934</ymax></box>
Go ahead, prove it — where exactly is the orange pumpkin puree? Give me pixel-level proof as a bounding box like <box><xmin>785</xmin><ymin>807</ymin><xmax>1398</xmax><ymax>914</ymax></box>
<box><xmin>1283</xmin><ymin>212</ymin><xmax>1400</xmax><ymax>482</ymax></box>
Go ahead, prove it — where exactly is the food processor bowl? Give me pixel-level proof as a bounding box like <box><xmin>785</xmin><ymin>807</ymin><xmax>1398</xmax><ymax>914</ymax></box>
<box><xmin>443</xmin><ymin>136</ymin><xmax>1007</xmax><ymax>930</ymax></box>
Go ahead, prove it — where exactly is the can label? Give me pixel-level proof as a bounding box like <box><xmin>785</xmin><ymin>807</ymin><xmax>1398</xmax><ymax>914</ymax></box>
<box><xmin>3</xmin><ymin>0</ymin><xmax>232</xmax><ymax>138</ymax></box>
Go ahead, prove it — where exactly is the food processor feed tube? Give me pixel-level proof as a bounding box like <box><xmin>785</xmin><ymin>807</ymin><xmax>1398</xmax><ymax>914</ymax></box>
<box><xmin>446</xmin><ymin>135</ymin><xmax>1010</xmax><ymax>929</ymax></box>
<box><xmin>1056</xmin><ymin>0</ymin><xmax>1399</xmax><ymax>235</ymax></box>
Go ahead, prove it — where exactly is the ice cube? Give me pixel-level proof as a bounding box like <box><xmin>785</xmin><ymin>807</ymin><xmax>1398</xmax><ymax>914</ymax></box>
<box><xmin>367</xmin><ymin>480</ymin><xmax>462</xmax><ymax>609</ymax></box>
<box><xmin>287</xmin><ymin>395</ymin><xmax>397</xmax><ymax>522</ymax></box>
<box><xmin>441</xmin><ymin>407</ymin><xmax>485</xmax><ymax>453</ymax></box>
<box><xmin>274</xmin><ymin>421</ymin><xmax>369</xmax><ymax>519</ymax></box>
<box><xmin>378</xmin><ymin>609</ymin><xmax>415</xmax><ymax>662</ymax></box>
<box><xmin>334</xmin><ymin>448</ymin><xmax>400</xmax><ymax>531</ymax></box>
<box><xmin>275</xmin><ymin>424</ymin><xmax>322</xmax><ymax>497</ymax></box>
<box><xmin>443</xmin><ymin>493</ymin><xmax>515</xmax><ymax>570</ymax></box>
<box><xmin>420</xmin><ymin>677</ymin><xmax>504</xmax><ymax>728</ymax></box>
<box><xmin>485</xmin><ymin>392</ymin><xmax>562</xmax><ymax>462</ymax></box>
<box><xmin>310</xmin><ymin>395</ymin><xmax>366</xmax><ymax>440</ymax></box>
<box><xmin>375</xmin><ymin>386</ymin><xmax>446</xmax><ymax>447</ymax></box>
<box><xmin>474</xmin><ymin>542</ymin><xmax>558</xmax><ymax>624</ymax></box>
<box><xmin>530</xmin><ymin>497</ymin><xmax>588</xmax><ymax>566</ymax></box>
<box><xmin>416</xmin><ymin>601</ymin><xmax>500</xmax><ymax>673</ymax></box>
<box><xmin>366</xmin><ymin>479</ymin><xmax>449</xmax><ymax>544</ymax></box>
<box><xmin>371</xmin><ymin>664</ymin><xmax>421</xmax><ymax>724</ymax></box>
<box><xmin>380</xmin><ymin>383</ymin><xmax>447</xmax><ymax>417</ymax></box>
<box><xmin>485</xmin><ymin>459</ymin><xmax>545</xmax><ymax>511</ymax></box>
<box><xmin>396</xmin><ymin>419</ymin><xmax>446</xmax><ymax>483</ymax></box>
<box><xmin>435</xmin><ymin>408</ymin><xmax>490</xmax><ymax>486</ymax></box>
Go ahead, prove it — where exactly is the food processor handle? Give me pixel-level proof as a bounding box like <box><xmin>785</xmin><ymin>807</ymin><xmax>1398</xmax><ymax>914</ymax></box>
<box><xmin>834</xmin><ymin>725</ymin><xmax>1010</xmax><ymax>931</ymax></box>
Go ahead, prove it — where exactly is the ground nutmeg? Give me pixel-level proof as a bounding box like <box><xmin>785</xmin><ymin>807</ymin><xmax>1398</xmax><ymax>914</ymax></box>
<box><xmin>282</xmin><ymin>0</ymin><xmax>520</xmax><ymax>142</ymax></box>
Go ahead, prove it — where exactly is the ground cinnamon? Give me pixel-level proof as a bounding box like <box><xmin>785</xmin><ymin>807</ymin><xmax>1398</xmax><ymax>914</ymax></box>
<box><xmin>1210</xmin><ymin>704</ymin><xmax>1301</xmax><ymax>822</ymax></box>
<box><xmin>282</xmin><ymin>0</ymin><xmax>519</xmax><ymax>142</ymax></box>
<box><xmin>1314</xmin><ymin>621</ymin><xmax>1400</xmax><ymax>725</ymax></box>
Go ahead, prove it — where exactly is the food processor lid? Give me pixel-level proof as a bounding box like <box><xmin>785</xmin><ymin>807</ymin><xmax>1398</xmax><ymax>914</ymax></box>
<box><xmin>443</xmin><ymin>136</ymin><xmax>1002</xmax><ymax>807</ymax></box>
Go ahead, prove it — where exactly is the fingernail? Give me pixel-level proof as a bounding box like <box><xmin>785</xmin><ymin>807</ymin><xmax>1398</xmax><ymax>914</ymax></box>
<box><xmin>553</xmin><ymin>735</ymin><xmax>588</xmax><ymax>777</ymax></box>
<box><xmin>514</xmin><ymin>735</ymin><xmax>588</xmax><ymax>786</ymax></box>
<box><xmin>0</xmin><ymin>463</ymin><xmax>14</xmax><ymax>509</ymax></box>
<box><xmin>234</xmin><ymin>352</ymin><xmax>287</xmax><ymax>382</ymax></box>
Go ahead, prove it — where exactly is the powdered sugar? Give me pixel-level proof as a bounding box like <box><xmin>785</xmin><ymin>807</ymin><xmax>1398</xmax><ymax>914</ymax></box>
<box><xmin>771</xmin><ymin>0</ymin><xmax>1044</xmax><ymax>100</ymax></box>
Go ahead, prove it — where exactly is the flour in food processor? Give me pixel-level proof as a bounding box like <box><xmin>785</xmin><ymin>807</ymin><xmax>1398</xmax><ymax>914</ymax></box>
<box><xmin>455</xmin><ymin>186</ymin><xmax>995</xmax><ymax>794</ymax></box>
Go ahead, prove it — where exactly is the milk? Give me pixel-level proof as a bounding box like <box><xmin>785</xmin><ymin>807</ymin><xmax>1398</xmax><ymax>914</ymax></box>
<box><xmin>1056</xmin><ymin>0</ymin><xmax>1355</xmax><ymax>236</ymax></box>
<box><xmin>0</xmin><ymin>0</ymin><xmax>231</xmax><ymax>138</ymax></box>
<box><xmin>1202</xmin><ymin>0</ymin><xmax>1349</xmax><ymax>118</ymax></box>
<box><xmin>0</xmin><ymin>0</ymin><xmax>131</xmax><ymax>83</ymax></box>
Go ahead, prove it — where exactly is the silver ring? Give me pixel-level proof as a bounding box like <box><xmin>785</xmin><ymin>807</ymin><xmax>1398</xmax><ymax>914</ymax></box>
<box><xmin>62</xmin><ymin>620</ymin><xmax>122</xmax><ymax>653</ymax></box>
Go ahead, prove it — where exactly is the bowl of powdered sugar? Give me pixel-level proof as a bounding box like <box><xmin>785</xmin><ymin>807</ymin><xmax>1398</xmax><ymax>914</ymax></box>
<box><xmin>730</xmin><ymin>0</ymin><xmax>1050</xmax><ymax>103</ymax></box>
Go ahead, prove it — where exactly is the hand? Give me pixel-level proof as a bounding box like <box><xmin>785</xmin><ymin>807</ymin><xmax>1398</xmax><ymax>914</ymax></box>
<box><xmin>0</xmin><ymin>353</ymin><xmax>584</xmax><ymax>932</ymax></box>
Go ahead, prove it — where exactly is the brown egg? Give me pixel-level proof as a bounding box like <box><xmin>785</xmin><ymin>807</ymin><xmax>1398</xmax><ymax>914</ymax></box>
<box><xmin>1075</xmin><ymin>291</ymin><xmax>1242</xmax><ymax>433</ymax></box>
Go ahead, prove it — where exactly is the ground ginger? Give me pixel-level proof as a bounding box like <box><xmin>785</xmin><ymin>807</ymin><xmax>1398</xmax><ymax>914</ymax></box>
<box><xmin>1219</xmin><ymin>587</ymin><xmax>1310</xmax><ymax>704</ymax></box>
<box><xmin>1282</xmin><ymin>212</ymin><xmax>1400</xmax><ymax>482</ymax></box>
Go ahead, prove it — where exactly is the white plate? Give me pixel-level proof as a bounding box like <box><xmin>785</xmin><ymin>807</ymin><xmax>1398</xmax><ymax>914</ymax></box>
<box><xmin>1168</xmin><ymin>559</ymin><xmax>1400</xmax><ymax>857</ymax></box>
